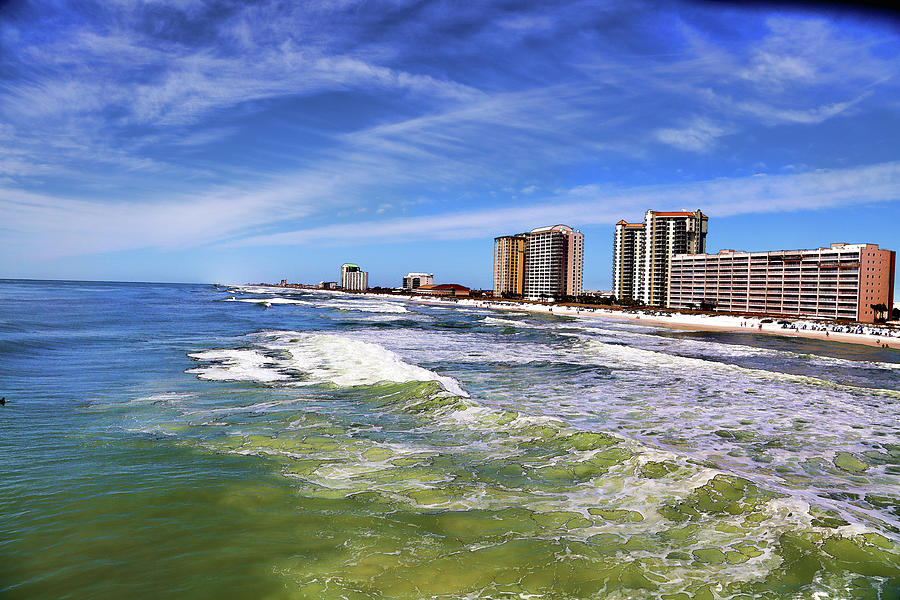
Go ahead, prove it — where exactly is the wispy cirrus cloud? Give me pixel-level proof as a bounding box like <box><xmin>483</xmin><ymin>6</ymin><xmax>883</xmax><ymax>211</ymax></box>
<box><xmin>231</xmin><ymin>160</ymin><xmax>900</xmax><ymax>247</ymax></box>
<box><xmin>654</xmin><ymin>117</ymin><xmax>730</xmax><ymax>152</ymax></box>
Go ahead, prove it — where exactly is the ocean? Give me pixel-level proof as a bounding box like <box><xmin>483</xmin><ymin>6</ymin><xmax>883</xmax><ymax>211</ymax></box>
<box><xmin>2</xmin><ymin>279</ymin><xmax>900</xmax><ymax>599</ymax></box>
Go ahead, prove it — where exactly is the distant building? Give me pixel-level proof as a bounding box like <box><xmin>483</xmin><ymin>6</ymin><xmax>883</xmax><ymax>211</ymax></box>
<box><xmin>340</xmin><ymin>263</ymin><xmax>369</xmax><ymax>291</ymax></box>
<box><xmin>667</xmin><ymin>243</ymin><xmax>896</xmax><ymax>324</ymax></box>
<box><xmin>280</xmin><ymin>279</ymin><xmax>288</xmax><ymax>286</ymax></box>
<box><xmin>613</xmin><ymin>209</ymin><xmax>707</xmax><ymax>305</ymax></box>
<box><xmin>317</xmin><ymin>281</ymin><xmax>339</xmax><ymax>290</ymax></box>
<box><xmin>493</xmin><ymin>234</ymin><xmax>527</xmax><ymax>297</ymax></box>
<box><xmin>523</xmin><ymin>224</ymin><xmax>583</xmax><ymax>302</ymax></box>
<box><xmin>402</xmin><ymin>272</ymin><xmax>434</xmax><ymax>290</ymax></box>
<box><xmin>416</xmin><ymin>283</ymin><xmax>470</xmax><ymax>297</ymax></box>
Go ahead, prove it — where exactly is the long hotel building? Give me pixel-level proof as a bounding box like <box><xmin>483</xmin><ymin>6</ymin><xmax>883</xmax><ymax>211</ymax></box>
<box><xmin>667</xmin><ymin>243</ymin><xmax>896</xmax><ymax>324</ymax></box>
<box><xmin>493</xmin><ymin>224</ymin><xmax>583</xmax><ymax>301</ymax></box>
<box><xmin>613</xmin><ymin>209</ymin><xmax>708</xmax><ymax>306</ymax></box>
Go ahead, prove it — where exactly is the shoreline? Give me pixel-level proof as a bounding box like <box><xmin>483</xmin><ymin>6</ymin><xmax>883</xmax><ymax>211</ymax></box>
<box><xmin>234</xmin><ymin>285</ymin><xmax>899</xmax><ymax>350</ymax></box>
<box><xmin>401</xmin><ymin>295</ymin><xmax>900</xmax><ymax>350</ymax></box>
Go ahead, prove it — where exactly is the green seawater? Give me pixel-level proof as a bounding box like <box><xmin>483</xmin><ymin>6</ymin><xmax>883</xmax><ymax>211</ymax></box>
<box><xmin>3</xmin><ymin>281</ymin><xmax>900</xmax><ymax>599</ymax></box>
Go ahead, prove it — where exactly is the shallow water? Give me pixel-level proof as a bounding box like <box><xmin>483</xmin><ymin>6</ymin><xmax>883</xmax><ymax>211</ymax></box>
<box><xmin>3</xmin><ymin>280</ymin><xmax>900</xmax><ymax>599</ymax></box>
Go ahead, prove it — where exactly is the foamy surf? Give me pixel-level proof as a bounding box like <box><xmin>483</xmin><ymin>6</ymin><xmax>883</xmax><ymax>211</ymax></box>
<box><xmin>186</xmin><ymin>349</ymin><xmax>291</xmax><ymax>382</ymax></box>
<box><xmin>187</xmin><ymin>331</ymin><xmax>468</xmax><ymax>397</ymax></box>
<box><xmin>178</xmin><ymin>349</ymin><xmax>900</xmax><ymax>600</ymax></box>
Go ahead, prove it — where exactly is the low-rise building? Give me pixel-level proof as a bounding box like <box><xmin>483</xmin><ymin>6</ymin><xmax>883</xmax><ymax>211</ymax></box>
<box><xmin>340</xmin><ymin>263</ymin><xmax>369</xmax><ymax>291</ymax></box>
<box><xmin>402</xmin><ymin>272</ymin><xmax>434</xmax><ymax>290</ymax></box>
<box><xmin>415</xmin><ymin>284</ymin><xmax>470</xmax><ymax>297</ymax></box>
<box><xmin>667</xmin><ymin>243</ymin><xmax>895</xmax><ymax>323</ymax></box>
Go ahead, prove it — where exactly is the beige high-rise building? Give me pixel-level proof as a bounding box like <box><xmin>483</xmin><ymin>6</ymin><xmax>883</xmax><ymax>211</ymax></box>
<box><xmin>668</xmin><ymin>243</ymin><xmax>896</xmax><ymax>323</ymax></box>
<box><xmin>340</xmin><ymin>263</ymin><xmax>368</xmax><ymax>291</ymax></box>
<box><xmin>402</xmin><ymin>272</ymin><xmax>433</xmax><ymax>290</ymax></box>
<box><xmin>523</xmin><ymin>224</ymin><xmax>583</xmax><ymax>301</ymax></box>
<box><xmin>612</xmin><ymin>221</ymin><xmax>646</xmax><ymax>302</ymax></box>
<box><xmin>612</xmin><ymin>209</ymin><xmax>707</xmax><ymax>305</ymax></box>
<box><xmin>493</xmin><ymin>234</ymin><xmax>527</xmax><ymax>297</ymax></box>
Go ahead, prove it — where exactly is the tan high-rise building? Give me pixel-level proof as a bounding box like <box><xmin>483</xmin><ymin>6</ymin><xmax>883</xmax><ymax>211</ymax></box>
<box><xmin>612</xmin><ymin>209</ymin><xmax>707</xmax><ymax>305</ymax></box>
<box><xmin>667</xmin><ymin>243</ymin><xmax>896</xmax><ymax>324</ymax></box>
<box><xmin>523</xmin><ymin>224</ymin><xmax>583</xmax><ymax>301</ymax></box>
<box><xmin>493</xmin><ymin>234</ymin><xmax>527</xmax><ymax>297</ymax></box>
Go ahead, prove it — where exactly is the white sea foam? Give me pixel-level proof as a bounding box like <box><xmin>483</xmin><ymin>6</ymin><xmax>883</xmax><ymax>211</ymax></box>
<box><xmin>260</xmin><ymin>331</ymin><xmax>468</xmax><ymax>396</ymax></box>
<box><xmin>481</xmin><ymin>316</ymin><xmax>540</xmax><ymax>328</ymax></box>
<box><xmin>224</xmin><ymin>294</ymin><xmax>410</xmax><ymax>314</ymax></box>
<box><xmin>578</xmin><ymin>336</ymin><xmax>900</xmax><ymax>398</ymax></box>
<box><xmin>186</xmin><ymin>349</ymin><xmax>290</xmax><ymax>382</ymax></box>
<box><xmin>225</xmin><ymin>297</ymin><xmax>309</xmax><ymax>305</ymax></box>
<box><xmin>320</xmin><ymin>299</ymin><xmax>410</xmax><ymax>314</ymax></box>
<box><xmin>187</xmin><ymin>332</ymin><xmax>468</xmax><ymax>396</ymax></box>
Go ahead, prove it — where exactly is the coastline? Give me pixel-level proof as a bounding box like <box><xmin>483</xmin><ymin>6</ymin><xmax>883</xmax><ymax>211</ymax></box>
<box><xmin>400</xmin><ymin>294</ymin><xmax>900</xmax><ymax>350</ymax></box>
<box><xmin>235</xmin><ymin>285</ymin><xmax>899</xmax><ymax>350</ymax></box>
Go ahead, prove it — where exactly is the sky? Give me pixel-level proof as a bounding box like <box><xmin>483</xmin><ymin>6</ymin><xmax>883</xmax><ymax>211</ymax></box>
<box><xmin>1</xmin><ymin>0</ymin><xmax>899</xmax><ymax>292</ymax></box>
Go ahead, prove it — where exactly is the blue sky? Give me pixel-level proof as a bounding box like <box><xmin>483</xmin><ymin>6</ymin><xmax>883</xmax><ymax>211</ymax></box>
<box><xmin>1</xmin><ymin>0</ymin><xmax>899</xmax><ymax>292</ymax></box>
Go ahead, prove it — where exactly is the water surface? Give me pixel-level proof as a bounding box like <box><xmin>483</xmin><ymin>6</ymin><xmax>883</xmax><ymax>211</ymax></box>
<box><xmin>3</xmin><ymin>280</ymin><xmax>900</xmax><ymax>599</ymax></box>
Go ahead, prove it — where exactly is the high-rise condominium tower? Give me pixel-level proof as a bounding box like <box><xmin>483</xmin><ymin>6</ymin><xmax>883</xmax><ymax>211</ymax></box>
<box><xmin>493</xmin><ymin>234</ymin><xmax>527</xmax><ymax>297</ymax></box>
<box><xmin>340</xmin><ymin>263</ymin><xmax>368</xmax><ymax>291</ymax></box>
<box><xmin>523</xmin><ymin>224</ymin><xmax>584</xmax><ymax>301</ymax></box>
<box><xmin>612</xmin><ymin>209</ymin><xmax>707</xmax><ymax>305</ymax></box>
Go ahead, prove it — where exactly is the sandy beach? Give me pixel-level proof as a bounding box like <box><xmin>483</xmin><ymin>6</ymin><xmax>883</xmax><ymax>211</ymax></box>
<box><xmin>402</xmin><ymin>294</ymin><xmax>900</xmax><ymax>350</ymax></box>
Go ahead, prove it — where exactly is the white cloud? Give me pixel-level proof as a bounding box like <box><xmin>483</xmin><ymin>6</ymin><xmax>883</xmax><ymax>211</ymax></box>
<box><xmin>740</xmin><ymin>52</ymin><xmax>816</xmax><ymax>86</ymax></box>
<box><xmin>654</xmin><ymin>117</ymin><xmax>729</xmax><ymax>152</ymax></box>
<box><xmin>232</xmin><ymin>161</ymin><xmax>900</xmax><ymax>247</ymax></box>
<box><xmin>499</xmin><ymin>15</ymin><xmax>553</xmax><ymax>32</ymax></box>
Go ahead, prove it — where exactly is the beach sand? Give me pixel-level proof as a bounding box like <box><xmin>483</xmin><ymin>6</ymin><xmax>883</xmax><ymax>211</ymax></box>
<box><xmin>404</xmin><ymin>295</ymin><xmax>900</xmax><ymax>350</ymax></box>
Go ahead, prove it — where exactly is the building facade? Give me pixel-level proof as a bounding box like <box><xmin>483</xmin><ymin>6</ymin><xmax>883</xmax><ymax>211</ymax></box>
<box><xmin>667</xmin><ymin>243</ymin><xmax>896</xmax><ymax>324</ymax></box>
<box><xmin>612</xmin><ymin>221</ymin><xmax>646</xmax><ymax>302</ymax></box>
<box><xmin>340</xmin><ymin>263</ymin><xmax>369</xmax><ymax>291</ymax></box>
<box><xmin>612</xmin><ymin>209</ymin><xmax>708</xmax><ymax>305</ymax></box>
<box><xmin>493</xmin><ymin>234</ymin><xmax>527</xmax><ymax>297</ymax></box>
<box><xmin>416</xmin><ymin>284</ymin><xmax>470</xmax><ymax>297</ymax></box>
<box><xmin>523</xmin><ymin>224</ymin><xmax>583</xmax><ymax>301</ymax></box>
<box><xmin>402</xmin><ymin>272</ymin><xmax>434</xmax><ymax>290</ymax></box>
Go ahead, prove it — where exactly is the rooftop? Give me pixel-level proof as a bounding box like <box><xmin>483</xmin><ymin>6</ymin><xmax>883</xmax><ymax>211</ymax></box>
<box><xmin>419</xmin><ymin>283</ymin><xmax>470</xmax><ymax>291</ymax></box>
<box><xmin>652</xmin><ymin>211</ymin><xmax>708</xmax><ymax>218</ymax></box>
